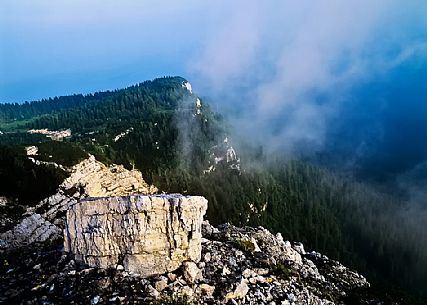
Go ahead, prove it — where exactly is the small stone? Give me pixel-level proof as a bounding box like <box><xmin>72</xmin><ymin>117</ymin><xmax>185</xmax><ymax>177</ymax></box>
<box><xmin>292</xmin><ymin>242</ymin><xmax>305</xmax><ymax>255</ymax></box>
<box><xmin>146</xmin><ymin>284</ymin><xmax>160</xmax><ymax>299</ymax></box>
<box><xmin>202</xmin><ymin>220</ymin><xmax>213</xmax><ymax>236</ymax></box>
<box><xmin>250</xmin><ymin>237</ymin><xmax>261</xmax><ymax>252</ymax></box>
<box><xmin>116</xmin><ymin>264</ymin><xmax>124</xmax><ymax>271</ymax></box>
<box><xmin>65</xmin><ymin>260</ymin><xmax>76</xmax><ymax>270</ymax></box>
<box><xmin>235</xmin><ymin>250</ymin><xmax>244</xmax><ymax>257</ymax></box>
<box><xmin>182</xmin><ymin>261</ymin><xmax>201</xmax><ymax>284</ymax></box>
<box><xmin>33</xmin><ymin>264</ymin><xmax>41</xmax><ymax>270</ymax></box>
<box><xmin>91</xmin><ymin>296</ymin><xmax>100</xmax><ymax>305</ymax></box>
<box><xmin>242</xmin><ymin>268</ymin><xmax>255</xmax><ymax>278</ymax></box>
<box><xmin>154</xmin><ymin>277</ymin><xmax>168</xmax><ymax>292</ymax></box>
<box><xmin>255</xmin><ymin>268</ymin><xmax>269</xmax><ymax>276</ymax></box>
<box><xmin>226</xmin><ymin>279</ymin><xmax>249</xmax><ymax>300</ymax></box>
<box><xmin>81</xmin><ymin>268</ymin><xmax>94</xmax><ymax>275</ymax></box>
<box><xmin>222</xmin><ymin>266</ymin><xmax>231</xmax><ymax>276</ymax></box>
<box><xmin>287</xmin><ymin>293</ymin><xmax>296</xmax><ymax>302</ymax></box>
<box><xmin>179</xmin><ymin>286</ymin><xmax>194</xmax><ymax>298</ymax></box>
<box><xmin>198</xmin><ymin>261</ymin><xmax>206</xmax><ymax>269</ymax></box>
<box><xmin>203</xmin><ymin>252</ymin><xmax>211</xmax><ymax>262</ymax></box>
<box><xmin>249</xmin><ymin>277</ymin><xmax>257</xmax><ymax>284</ymax></box>
<box><xmin>199</xmin><ymin>283</ymin><xmax>215</xmax><ymax>297</ymax></box>
<box><xmin>167</xmin><ymin>273</ymin><xmax>177</xmax><ymax>282</ymax></box>
<box><xmin>177</xmin><ymin>276</ymin><xmax>188</xmax><ymax>286</ymax></box>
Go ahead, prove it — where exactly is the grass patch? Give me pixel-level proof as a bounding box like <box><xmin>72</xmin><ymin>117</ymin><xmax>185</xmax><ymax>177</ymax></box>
<box><xmin>232</xmin><ymin>238</ymin><xmax>256</xmax><ymax>252</ymax></box>
<box><xmin>271</xmin><ymin>262</ymin><xmax>299</xmax><ymax>280</ymax></box>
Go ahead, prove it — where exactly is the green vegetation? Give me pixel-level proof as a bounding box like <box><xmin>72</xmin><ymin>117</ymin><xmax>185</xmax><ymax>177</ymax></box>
<box><xmin>0</xmin><ymin>146</ymin><xmax>68</xmax><ymax>205</ymax></box>
<box><xmin>232</xmin><ymin>238</ymin><xmax>257</xmax><ymax>253</ymax></box>
<box><xmin>35</xmin><ymin>141</ymin><xmax>88</xmax><ymax>167</ymax></box>
<box><xmin>0</xmin><ymin>76</ymin><xmax>424</xmax><ymax>301</ymax></box>
<box><xmin>271</xmin><ymin>262</ymin><xmax>297</xmax><ymax>280</ymax></box>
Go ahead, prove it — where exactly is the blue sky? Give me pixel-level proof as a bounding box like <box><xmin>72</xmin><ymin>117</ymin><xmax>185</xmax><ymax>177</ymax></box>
<box><xmin>1</xmin><ymin>0</ymin><xmax>426</xmax><ymax>106</ymax></box>
<box><xmin>0</xmin><ymin>1</ymin><xmax>215</xmax><ymax>102</ymax></box>
<box><xmin>1</xmin><ymin>0</ymin><xmax>426</xmax><ymax>157</ymax></box>
<box><xmin>1</xmin><ymin>1</ymin><xmax>427</xmax><ymax>197</ymax></box>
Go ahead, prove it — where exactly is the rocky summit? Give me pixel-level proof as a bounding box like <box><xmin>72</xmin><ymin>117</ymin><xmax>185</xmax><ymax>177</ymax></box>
<box><xmin>64</xmin><ymin>195</ymin><xmax>207</xmax><ymax>277</ymax></box>
<box><xmin>0</xmin><ymin>152</ymin><xmax>400</xmax><ymax>305</ymax></box>
<box><xmin>1</xmin><ymin>216</ymin><xmax>386</xmax><ymax>304</ymax></box>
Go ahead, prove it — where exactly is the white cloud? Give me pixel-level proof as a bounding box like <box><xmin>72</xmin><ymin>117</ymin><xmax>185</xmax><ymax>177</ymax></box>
<box><xmin>188</xmin><ymin>0</ymin><xmax>426</xmax><ymax>154</ymax></box>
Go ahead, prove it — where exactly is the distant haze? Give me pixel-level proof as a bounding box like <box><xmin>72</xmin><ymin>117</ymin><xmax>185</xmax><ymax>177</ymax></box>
<box><xmin>2</xmin><ymin>1</ymin><xmax>427</xmax><ymax>197</ymax></box>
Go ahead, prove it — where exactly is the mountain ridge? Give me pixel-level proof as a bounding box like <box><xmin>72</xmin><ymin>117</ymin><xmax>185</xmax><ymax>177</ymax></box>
<box><xmin>0</xmin><ymin>76</ymin><xmax>425</xmax><ymax>303</ymax></box>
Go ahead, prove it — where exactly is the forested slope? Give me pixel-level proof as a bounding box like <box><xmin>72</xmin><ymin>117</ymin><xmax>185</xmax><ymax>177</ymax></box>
<box><xmin>0</xmin><ymin>77</ymin><xmax>425</xmax><ymax>302</ymax></box>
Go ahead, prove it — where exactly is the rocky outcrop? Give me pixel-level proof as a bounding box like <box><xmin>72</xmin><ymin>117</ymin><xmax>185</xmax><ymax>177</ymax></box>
<box><xmin>0</xmin><ymin>156</ymin><xmax>157</xmax><ymax>251</ymax></box>
<box><xmin>0</xmin><ymin>214</ymin><xmax>60</xmax><ymax>249</ymax></box>
<box><xmin>204</xmin><ymin>137</ymin><xmax>241</xmax><ymax>174</ymax></box>
<box><xmin>0</xmin><ymin>221</ymin><xmax>384</xmax><ymax>305</ymax></box>
<box><xmin>64</xmin><ymin>195</ymin><xmax>208</xmax><ymax>277</ymax></box>
<box><xmin>61</xmin><ymin>155</ymin><xmax>157</xmax><ymax>197</ymax></box>
<box><xmin>27</xmin><ymin>128</ymin><xmax>72</xmax><ymax>141</ymax></box>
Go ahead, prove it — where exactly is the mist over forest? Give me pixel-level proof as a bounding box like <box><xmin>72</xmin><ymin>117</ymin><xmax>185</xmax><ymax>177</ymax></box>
<box><xmin>1</xmin><ymin>0</ymin><xmax>427</xmax><ymax>303</ymax></box>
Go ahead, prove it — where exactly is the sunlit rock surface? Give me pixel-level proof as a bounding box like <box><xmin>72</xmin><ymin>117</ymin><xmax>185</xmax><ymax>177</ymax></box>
<box><xmin>64</xmin><ymin>194</ymin><xmax>208</xmax><ymax>277</ymax></box>
<box><xmin>0</xmin><ymin>155</ymin><xmax>157</xmax><ymax>251</ymax></box>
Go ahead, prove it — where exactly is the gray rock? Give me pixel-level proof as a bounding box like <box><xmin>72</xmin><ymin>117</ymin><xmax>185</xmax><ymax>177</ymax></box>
<box><xmin>203</xmin><ymin>252</ymin><xmax>211</xmax><ymax>262</ymax></box>
<box><xmin>154</xmin><ymin>276</ymin><xmax>168</xmax><ymax>292</ymax></box>
<box><xmin>146</xmin><ymin>284</ymin><xmax>160</xmax><ymax>299</ymax></box>
<box><xmin>0</xmin><ymin>214</ymin><xmax>60</xmax><ymax>250</ymax></box>
<box><xmin>64</xmin><ymin>194</ymin><xmax>207</xmax><ymax>277</ymax></box>
<box><xmin>226</xmin><ymin>279</ymin><xmax>250</xmax><ymax>300</ymax></box>
<box><xmin>167</xmin><ymin>272</ymin><xmax>177</xmax><ymax>282</ymax></box>
<box><xmin>182</xmin><ymin>261</ymin><xmax>202</xmax><ymax>284</ymax></box>
<box><xmin>90</xmin><ymin>295</ymin><xmax>100</xmax><ymax>305</ymax></box>
<box><xmin>199</xmin><ymin>283</ymin><xmax>215</xmax><ymax>297</ymax></box>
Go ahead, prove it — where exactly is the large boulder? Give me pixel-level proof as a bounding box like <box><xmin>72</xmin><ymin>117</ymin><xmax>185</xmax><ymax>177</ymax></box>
<box><xmin>64</xmin><ymin>194</ymin><xmax>207</xmax><ymax>277</ymax></box>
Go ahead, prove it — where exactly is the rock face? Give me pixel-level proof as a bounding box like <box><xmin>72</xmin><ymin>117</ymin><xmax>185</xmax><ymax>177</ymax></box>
<box><xmin>0</xmin><ymin>214</ymin><xmax>60</xmax><ymax>249</ymax></box>
<box><xmin>61</xmin><ymin>155</ymin><xmax>158</xmax><ymax>197</ymax></box>
<box><xmin>0</xmin><ymin>155</ymin><xmax>157</xmax><ymax>251</ymax></box>
<box><xmin>64</xmin><ymin>195</ymin><xmax>207</xmax><ymax>277</ymax></box>
<box><xmin>0</xmin><ymin>221</ymin><xmax>386</xmax><ymax>305</ymax></box>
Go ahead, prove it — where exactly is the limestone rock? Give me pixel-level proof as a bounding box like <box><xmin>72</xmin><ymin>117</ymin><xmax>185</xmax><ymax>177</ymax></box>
<box><xmin>0</xmin><ymin>155</ymin><xmax>158</xmax><ymax>251</ymax></box>
<box><xmin>1</xmin><ymin>221</ymin><xmax>394</xmax><ymax>305</ymax></box>
<box><xmin>154</xmin><ymin>276</ymin><xmax>168</xmax><ymax>292</ymax></box>
<box><xmin>27</xmin><ymin>128</ymin><xmax>71</xmax><ymax>141</ymax></box>
<box><xmin>0</xmin><ymin>214</ymin><xmax>60</xmax><ymax>250</ymax></box>
<box><xmin>226</xmin><ymin>279</ymin><xmax>249</xmax><ymax>300</ymax></box>
<box><xmin>64</xmin><ymin>194</ymin><xmax>207</xmax><ymax>277</ymax></box>
<box><xmin>61</xmin><ymin>155</ymin><xmax>157</xmax><ymax>198</ymax></box>
<box><xmin>199</xmin><ymin>283</ymin><xmax>215</xmax><ymax>297</ymax></box>
<box><xmin>182</xmin><ymin>261</ymin><xmax>202</xmax><ymax>284</ymax></box>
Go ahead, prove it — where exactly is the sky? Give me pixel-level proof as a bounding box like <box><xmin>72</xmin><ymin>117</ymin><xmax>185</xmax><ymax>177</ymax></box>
<box><xmin>1</xmin><ymin>1</ymin><xmax>426</xmax><ymax>103</ymax></box>
<box><xmin>1</xmin><ymin>1</ymin><xmax>427</xmax><ymax>183</ymax></box>
<box><xmin>0</xmin><ymin>1</ymin><xmax>210</xmax><ymax>102</ymax></box>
